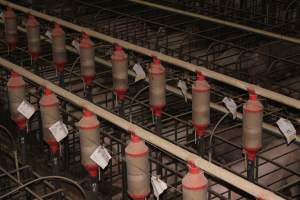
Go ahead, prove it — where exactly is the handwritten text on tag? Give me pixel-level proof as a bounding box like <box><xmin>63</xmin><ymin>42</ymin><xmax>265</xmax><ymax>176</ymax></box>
<box><xmin>276</xmin><ymin>118</ymin><xmax>296</xmax><ymax>144</ymax></box>
<box><xmin>151</xmin><ymin>176</ymin><xmax>168</xmax><ymax>199</ymax></box>
<box><xmin>17</xmin><ymin>100</ymin><xmax>36</xmax><ymax>119</ymax></box>
<box><xmin>49</xmin><ymin>120</ymin><xmax>68</xmax><ymax>142</ymax></box>
<box><xmin>222</xmin><ymin>97</ymin><xmax>237</xmax><ymax>119</ymax></box>
<box><xmin>90</xmin><ymin>146</ymin><xmax>111</xmax><ymax>169</ymax></box>
<box><xmin>133</xmin><ymin>63</ymin><xmax>146</xmax><ymax>82</ymax></box>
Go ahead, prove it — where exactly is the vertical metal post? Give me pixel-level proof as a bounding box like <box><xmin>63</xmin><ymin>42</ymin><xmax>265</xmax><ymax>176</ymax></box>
<box><xmin>118</xmin><ymin>100</ymin><xmax>128</xmax><ymax>200</ymax></box>
<box><xmin>296</xmin><ymin>1</ymin><xmax>300</xmax><ymax>30</ymax></box>
<box><xmin>196</xmin><ymin>136</ymin><xmax>205</xmax><ymax>156</ymax></box>
<box><xmin>52</xmin><ymin>150</ymin><xmax>63</xmax><ymax>200</ymax></box>
<box><xmin>247</xmin><ymin>158</ymin><xmax>255</xmax><ymax>182</ymax></box>
<box><xmin>59</xmin><ymin>71</ymin><xmax>69</xmax><ymax>170</ymax></box>
<box><xmin>19</xmin><ymin>127</ymin><xmax>32</xmax><ymax>200</ymax></box>
<box><xmin>33</xmin><ymin>60</ymin><xmax>43</xmax><ymax>145</ymax></box>
<box><xmin>155</xmin><ymin>115</ymin><xmax>163</xmax><ymax>178</ymax></box>
<box><xmin>20</xmin><ymin>128</ymin><xmax>27</xmax><ymax>171</ymax></box>
<box><xmin>88</xmin><ymin>176</ymin><xmax>98</xmax><ymax>200</ymax></box>
<box><xmin>84</xmin><ymin>83</ymin><xmax>97</xmax><ymax>200</ymax></box>
<box><xmin>85</xmin><ymin>84</ymin><xmax>93</xmax><ymax>102</ymax></box>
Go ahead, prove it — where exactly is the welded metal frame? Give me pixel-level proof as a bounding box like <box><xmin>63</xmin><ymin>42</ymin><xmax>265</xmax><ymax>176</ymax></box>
<box><xmin>0</xmin><ymin>1</ymin><xmax>299</xmax><ymax>199</ymax></box>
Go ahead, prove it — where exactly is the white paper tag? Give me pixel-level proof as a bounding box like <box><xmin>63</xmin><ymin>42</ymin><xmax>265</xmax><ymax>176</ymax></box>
<box><xmin>49</xmin><ymin>120</ymin><xmax>68</xmax><ymax>142</ymax></box>
<box><xmin>22</xmin><ymin>18</ymin><xmax>26</xmax><ymax>27</ymax></box>
<box><xmin>90</xmin><ymin>146</ymin><xmax>111</xmax><ymax>169</ymax></box>
<box><xmin>151</xmin><ymin>176</ymin><xmax>168</xmax><ymax>199</ymax></box>
<box><xmin>45</xmin><ymin>30</ymin><xmax>52</xmax><ymax>39</ymax></box>
<box><xmin>276</xmin><ymin>118</ymin><xmax>297</xmax><ymax>144</ymax></box>
<box><xmin>0</xmin><ymin>10</ymin><xmax>3</xmax><ymax>20</ymax></box>
<box><xmin>71</xmin><ymin>40</ymin><xmax>80</xmax><ymax>52</ymax></box>
<box><xmin>17</xmin><ymin>100</ymin><xmax>36</xmax><ymax>119</ymax></box>
<box><xmin>222</xmin><ymin>97</ymin><xmax>237</xmax><ymax>119</ymax></box>
<box><xmin>133</xmin><ymin>63</ymin><xmax>146</xmax><ymax>82</ymax></box>
<box><xmin>177</xmin><ymin>80</ymin><xmax>188</xmax><ymax>102</ymax></box>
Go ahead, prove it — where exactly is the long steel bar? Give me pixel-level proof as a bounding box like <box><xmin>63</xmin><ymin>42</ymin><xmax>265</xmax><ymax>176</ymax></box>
<box><xmin>129</xmin><ymin>0</ymin><xmax>300</xmax><ymax>45</ymax></box>
<box><xmin>0</xmin><ymin>166</ymin><xmax>43</xmax><ymax>200</ymax></box>
<box><xmin>0</xmin><ymin>57</ymin><xmax>285</xmax><ymax>200</ymax></box>
<box><xmin>1</xmin><ymin>0</ymin><xmax>300</xmax><ymax>111</ymax></box>
<box><xmin>3</xmin><ymin>19</ymin><xmax>297</xmax><ymax>144</ymax></box>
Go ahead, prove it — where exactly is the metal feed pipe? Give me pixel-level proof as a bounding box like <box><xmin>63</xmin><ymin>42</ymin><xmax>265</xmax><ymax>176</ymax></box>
<box><xmin>129</xmin><ymin>0</ymin><xmax>300</xmax><ymax>45</ymax></box>
<box><xmin>2</xmin><ymin>18</ymin><xmax>296</xmax><ymax>144</ymax></box>
<box><xmin>0</xmin><ymin>57</ymin><xmax>285</xmax><ymax>200</ymax></box>
<box><xmin>0</xmin><ymin>0</ymin><xmax>300</xmax><ymax>111</ymax></box>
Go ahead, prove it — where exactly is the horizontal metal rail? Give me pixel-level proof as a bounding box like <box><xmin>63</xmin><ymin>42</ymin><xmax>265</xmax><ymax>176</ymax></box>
<box><xmin>1</xmin><ymin>16</ymin><xmax>297</xmax><ymax>146</ymax></box>
<box><xmin>1</xmin><ymin>0</ymin><xmax>300</xmax><ymax>111</ymax></box>
<box><xmin>0</xmin><ymin>56</ymin><xmax>285</xmax><ymax>200</ymax></box>
<box><xmin>129</xmin><ymin>0</ymin><xmax>300</xmax><ymax>45</ymax></box>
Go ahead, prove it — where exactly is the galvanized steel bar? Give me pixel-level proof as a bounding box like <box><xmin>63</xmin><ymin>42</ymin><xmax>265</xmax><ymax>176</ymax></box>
<box><xmin>0</xmin><ymin>57</ymin><xmax>285</xmax><ymax>200</ymax></box>
<box><xmin>0</xmin><ymin>0</ymin><xmax>299</xmax><ymax>110</ymax></box>
<box><xmin>129</xmin><ymin>0</ymin><xmax>300</xmax><ymax>45</ymax></box>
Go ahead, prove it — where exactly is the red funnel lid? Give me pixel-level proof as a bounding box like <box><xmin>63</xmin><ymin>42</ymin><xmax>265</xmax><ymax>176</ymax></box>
<box><xmin>83</xmin><ymin>108</ymin><xmax>93</xmax><ymax>117</ymax></box>
<box><xmin>54</xmin><ymin>23</ymin><xmax>61</xmax><ymax>29</ymax></box>
<box><xmin>115</xmin><ymin>43</ymin><xmax>123</xmax><ymax>52</ymax></box>
<box><xmin>11</xmin><ymin>71</ymin><xmax>19</xmax><ymax>77</ymax></box>
<box><xmin>44</xmin><ymin>87</ymin><xmax>52</xmax><ymax>96</ymax></box>
<box><xmin>188</xmin><ymin>161</ymin><xmax>200</xmax><ymax>174</ymax></box>
<box><xmin>152</xmin><ymin>56</ymin><xmax>160</xmax><ymax>64</ymax></box>
<box><xmin>82</xmin><ymin>32</ymin><xmax>89</xmax><ymax>40</ymax></box>
<box><xmin>131</xmin><ymin>133</ymin><xmax>140</xmax><ymax>143</ymax></box>
<box><xmin>27</xmin><ymin>15</ymin><xmax>39</xmax><ymax>26</ymax></box>
<box><xmin>6</xmin><ymin>7</ymin><xmax>13</xmax><ymax>13</ymax></box>
<box><xmin>196</xmin><ymin>71</ymin><xmax>205</xmax><ymax>81</ymax></box>
<box><xmin>248</xmin><ymin>88</ymin><xmax>257</xmax><ymax>101</ymax></box>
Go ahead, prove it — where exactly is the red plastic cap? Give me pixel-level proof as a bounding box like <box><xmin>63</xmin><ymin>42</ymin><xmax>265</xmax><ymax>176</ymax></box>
<box><xmin>84</xmin><ymin>164</ymin><xmax>98</xmax><ymax>177</ymax></box>
<box><xmin>5</xmin><ymin>7</ymin><xmax>15</xmax><ymax>18</ymax></box>
<box><xmin>196</xmin><ymin>71</ymin><xmax>205</xmax><ymax>81</ymax></box>
<box><xmin>44</xmin><ymin>87</ymin><xmax>52</xmax><ymax>96</ymax></box>
<box><xmin>151</xmin><ymin>105</ymin><xmax>164</xmax><ymax>117</ymax></box>
<box><xmin>152</xmin><ymin>56</ymin><xmax>160</xmax><ymax>64</ymax></box>
<box><xmin>115</xmin><ymin>89</ymin><xmax>127</xmax><ymax>101</ymax></box>
<box><xmin>115</xmin><ymin>43</ymin><xmax>123</xmax><ymax>52</ymax></box>
<box><xmin>11</xmin><ymin>71</ymin><xmax>19</xmax><ymax>77</ymax></box>
<box><xmin>188</xmin><ymin>161</ymin><xmax>200</xmax><ymax>174</ymax></box>
<box><xmin>83</xmin><ymin>75</ymin><xmax>94</xmax><ymax>85</ymax></box>
<box><xmin>82</xmin><ymin>32</ymin><xmax>89</xmax><ymax>40</ymax></box>
<box><xmin>131</xmin><ymin>133</ymin><xmax>141</xmax><ymax>143</ymax></box>
<box><xmin>248</xmin><ymin>88</ymin><xmax>257</xmax><ymax>101</ymax></box>
<box><xmin>54</xmin><ymin>23</ymin><xmax>61</xmax><ymax>29</ymax></box>
<box><xmin>244</xmin><ymin>147</ymin><xmax>258</xmax><ymax>161</ymax></box>
<box><xmin>196</xmin><ymin>126</ymin><xmax>205</xmax><ymax>137</ymax></box>
<box><xmin>48</xmin><ymin>140</ymin><xmax>59</xmax><ymax>153</ymax></box>
<box><xmin>6</xmin><ymin>7</ymin><xmax>13</xmax><ymax>14</ymax></box>
<box><xmin>27</xmin><ymin>15</ymin><xmax>39</xmax><ymax>26</ymax></box>
<box><xmin>15</xmin><ymin>117</ymin><xmax>26</xmax><ymax>130</ymax></box>
<box><xmin>83</xmin><ymin>108</ymin><xmax>93</xmax><ymax>117</ymax></box>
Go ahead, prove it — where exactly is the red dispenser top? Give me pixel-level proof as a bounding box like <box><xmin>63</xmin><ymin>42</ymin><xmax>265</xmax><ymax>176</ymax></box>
<box><xmin>78</xmin><ymin>108</ymin><xmax>100</xmax><ymax>129</ymax></box>
<box><xmin>244</xmin><ymin>88</ymin><xmax>263</xmax><ymax>112</ymax></box>
<box><xmin>39</xmin><ymin>87</ymin><xmax>59</xmax><ymax>107</ymax></box>
<box><xmin>7</xmin><ymin>71</ymin><xmax>25</xmax><ymax>88</ymax></box>
<box><xmin>111</xmin><ymin>43</ymin><xmax>128</xmax><ymax>61</ymax></box>
<box><xmin>192</xmin><ymin>71</ymin><xmax>210</xmax><ymax>92</ymax></box>
<box><xmin>125</xmin><ymin>133</ymin><xmax>148</xmax><ymax>157</ymax></box>
<box><xmin>188</xmin><ymin>161</ymin><xmax>200</xmax><ymax>174</ymax></box>
<box><xmin>52</xmin><ymin>23</ymin><xmax>64</xmax><ymax>37</ymax></box>
<box><xmin>80</xmin><ymin>32</ymin><xmax>94</xmax><ymax>48</ymax></box>
<box><xmin>149</xmin><ymin>56</ymin><xmax>165</xmax><ymax>75</ymax></box>
<box><xmin>27</xmin><ymin>15</ymin><xmax>39</xmax><ymax>27</ymax></box>
<box><xmin>131</xmin><ymin>133</ymin><xmax>141</xmax><ymax>143</ymax></box>
<box><xmin>182</xmin><ymin>161</ymin><xmax>208</xmax><ymax>190</ymax></box>
<box><xmin>5</xmin><ymin>7</ymin><xmax>16</xmax><ymax>19</ymax></box>
<box><xmin>48</xmin><ymin>140</ymin><xmax>59</xmax><ymax>153</ymax></box>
